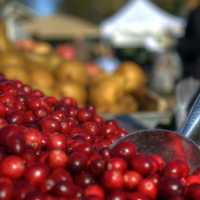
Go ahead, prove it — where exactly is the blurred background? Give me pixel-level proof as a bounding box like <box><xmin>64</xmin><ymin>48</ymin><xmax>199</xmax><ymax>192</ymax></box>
<box><xmin>0</xmin><ymin>0</ymin><xmax>199</xmax><ymax>130</ymax></box>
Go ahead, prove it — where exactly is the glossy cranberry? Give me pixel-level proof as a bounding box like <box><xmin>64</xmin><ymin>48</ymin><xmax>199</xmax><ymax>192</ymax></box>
<box><xmin>103</xmin><ymin>170</ymin><xmax>124</xmax><ymax>190</ymax></box>
<box><xmin>7</xmin><ymin>111</ymin><xmax>24</xmax><ymax>124</ymax></box>
<box><xmin>107</xmin><ymin>158</ymin><xmax>127</xmax><ymax>173</ymax></box>
<box><xmin>0</xmin><ymin>180</ymin><xmax>13</xmax><ymax>200</ymax></box>
<box><xmin>25</xmin><ymin>164</ymin><xmax>49</xmax><ymax>186</ymax></box>
<box><xmin>124</xmin><ymin>171</ymin><xmax>142</xmax><ymax>190</ymax></box>
<box><xmin>83</xmin><ymin>122</ymin><xmax>99</xmax><ymax>135</ymax></box>
<box><xmin>23</xmin><ymin>128</ymin><xmax>42</xmax><ymax>150</ymax></box>
<box><xmin>51</xmin><ymin>181</ymin><xmax>75</xmax><ymax>197</ymax></box>
<box><xmin>107</xmin><ymin>191</ymin><xmax>127</xmax><ymax>200</ymax></box>
<box><xmin>131</xmin><ymin>155</ymin><xmax>155</xmax><ymax>176</ymax></box>
<box><xmin>60</xmin><ymin>97</ymin><xmax>77</xmax><ymax>107</ymax></box>
<box><xmin>69</xmin><ymin>152</ymin><xmax>88</xmax><ymax>173</ymax></box>
<box><xmin>89</xmin><ymin>157</ymin><xmax>106</xmax><ymax>176</ymax></box>
<box><xmin>159</xmin><ymin>177</ymin><xmax>184</xmax><ymax>199</ymax></box>
<box><xmin>129</xmin><ymin>192</ymin><xmax>149</xmax><ymax>200</ymax></box>
<box><xmin>75</xmin><ymin>143</ymin><xmax>93</xmax><ymax>155</ymax></box>
<box><xmin>78</xmin><ymin>108</ymin><xmax>93</xmax><ymax>122</ymax></box>
<box><xmin>6</xmin><ymin>134</ymin><xmax>25</xmax><ymax>154</ymax></box>
<box><xmin>150</xmin><ymin>154</ymin><xmax>165</xmax><ymax>172</ymax></box>
<box><xmin>75</xmin><ymin>172</ymin><xmax>95</xmax><ymax>188</ymax></box>
<box><xmin>48</xmin><ymin>150</ymin><xmax>69</xmax><ymax>168</ymax></box>
<box><xmin>34</xmin><ymin>108</ymin><xmax>48</xmax><ymax>119</ymax></box>
<box><xmin>137</xmin><ymin>178</ymin><xmax>157</xmax><ymax>199</ymax></box>
<box><xmin>185</xmin><ymin>184</ymin><xmax>200</xmax><ymax>200</ymax></box>
<box><xmin>51</xmin><ymin>168</ymin><xmax>73</xmax><ymax>184</ymax></box>
<box><xmin>41</xmin><ymin>118</ymin><xmax>60</xmax><ymax>132</ymax></box>
<box><xmin>84</xmin><ymin>185</ymin><xmax>104</xmax><ymax>199</ymax></box>
<box><xmin>100</xmin><ymin>148</ymin><xmax>111</xmax><ymax>160</ymax></box>
<box><xmin>67</xmin><ymin>107</ymin><xmax>78</xmax><ymax>118</ymax></box>
<box><xmin>111</xmin><ymin>141</ymin><xmax>136</xmax><ymax>161</ymax></box>
<box><xmin>1</xmin><ymin>156</ymin><xmax>25</xmax><ymax>179</ymax></box>
<box><xmin>163</xmin><ymin>160</ymin><xmax>189</xmax><ymax>179</ymax></box>
<box><xmin>24</xmin><ymin>111</ymin><xmax>36</xmax><ymax>124</ymax></box>
<box><xmin>47</xmin><ymin>134</ymin><xmax>66</xmax><ymax>150</ymax></box>
<box><xmin>25</xmin><ymin>191</ymin><xmax>45</xmax><ymax>200</ymax></box>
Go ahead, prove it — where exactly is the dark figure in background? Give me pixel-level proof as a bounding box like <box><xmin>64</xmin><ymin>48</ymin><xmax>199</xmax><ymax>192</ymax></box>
<box><xmin>177</xmin><ymin>5</ymin><xmax>200</xmax><ymax>79</ymax></box>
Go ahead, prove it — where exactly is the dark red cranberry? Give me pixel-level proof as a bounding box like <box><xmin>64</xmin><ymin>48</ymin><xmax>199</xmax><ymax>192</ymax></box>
<box><xmin>185</xmin><ymin>184</ymin><xmax>200</xmax><ymax>200</ymax></box>
<box><xmin>0</xmin><ymin>180</ymin><xmax>13</xmax><ymax>200</ymax></box>
<box><xmin>40</xmin><ymin>117</ymin><xmax>60</xmax><ymax>132</ymax></box>
<box><xmin>159</xmin><ymin>177</ymin><xmax>184</xmax><ymax>199</ymax></box>
<box><xmin>69</xmin><ymin>152</ymin><xmax>88</xmax><ymax>173</ymax></box>
<box><xmin>83</xmin><ymin>122</ymin><xmax>99</xmax><ymax>136</ymax></box>
<box><xmin>51</xmin><ymin>181</ymin><xmax>75</xmax><ymax>197</ymax></box>
<box><xmin>47</xmin><ymin>134</ymin><xmax>66</xmax><ymax>150</ymax></box>
<box><xmin>78</xmin><ymin>108</ymin><xmax>93</xmax><ymax>122</ymax></box>
<box><xmin>129</xmin><ymin>192</ymin><xmax>149</xmax><ymax>200</ymax></box>
<box><xmin>131</xmin><ymin>155</ymin><xmax>155</xmax><ymax>176</ymax></box>
<box><xmin>75</xmin><ymin>172</ymin><xmax>95</xmax><ymax>188</ymax></box>
<box><xmin>89</xmin><ymin>157</ymin><xmax>106</xmax><ymax>177</ymax></box>
<box><xmin>107</xmin><ymin>191</ymin><xmax>127</xmax><ymax>200</ymax></box>
<box><xmin>111</xmin><ymin>141</ymin><xmax>136</xmax><ymax>161</ymax></box>
<box><xmin>163</xmin><ymin>160</ymin><xmax>189</xmax><ymax>179</ymax></box>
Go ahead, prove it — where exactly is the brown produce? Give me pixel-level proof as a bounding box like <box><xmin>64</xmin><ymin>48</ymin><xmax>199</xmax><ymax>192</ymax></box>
<box><xmin>0</xmin><ymin>51</ymin><xmax>25</xmax><ymax>68</ymax></box>
<box><xmin>115</xmin><ymin>62</ymin><xmax>147</xmax><ymax>93</ymax></box>
<box><xmin>57</xmin><ymin>81</ymin><xmax>87</xmax><ymax>105</ymax></box>
<box><xmin>2</xmin><ymin>65</ymin><xmax>29</xmax><ymax>84</ymax></box>
<box><xmin>90</xmin><ymin>74</ymin><xmax>125</xmax><ymax>107</ymax></box>
<box><xmin>29</xmin><ymin>68</ymin><xmax>54</xmax><ymax>91</ymax></box>
<box><xmin>56</xmin><ymin>61</ymin><xmax>88</xmax><ymax>85</ymax></box>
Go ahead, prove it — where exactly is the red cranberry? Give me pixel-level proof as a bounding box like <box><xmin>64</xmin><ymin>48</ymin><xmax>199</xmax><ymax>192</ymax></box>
<box><xmin>84</xmin><ymin>185</ymin><xmax>104</xmax><ymax>199</ymax></box>
<box><xmin>23</xmin><ymin>128</ymin><xmax>42</xmax><ymax>150</ymax></box>
<box><xmin>48</xmin><ymin>150</ymin><xmax>69</xmax><ymax>168</ymax></box>
<box><xmin>103</xmin><ymin>170</ymin><xmax>124</xmax><ymax>190</ymax></box>
<box><xmin>131</xmin><ymin>155</ymin><xmax>155</xmax><ymax>176</ymax></box>
<box><xmin>47</xmin><ymin>134</ymin><xmax>66</xmax><ymax>150</ymax></box>
<box><xmin>78</xmin><ymin>108</ymin><xmax>93</xmax><ymax>122</ymax></box>
<box><xmin>40</xmin><ymin>117</ymin><xmax>60</xmax><ymax>132</ymax></box>
<box><xmin>158</xmin><ymin>177</ymin><xmax>184</xmax><ymax>199</ymax></box>
<box><xmin>107</xmin><ymin>158</ymin><xmax>127</xmax><ymax>173</ymax></box>
<box><xmin>185</xmin><ymin>184</ymin><xmax>200</xmax><ymax>200</ymax></box>
<box><xmin>60</xmin><ymin>97</ymin><xmax>77</xmax><ymax>107</ymax></box>
<box><xmin>51</xmin><ymin>181</ymin><xmax>75</xmax><ymax>197</ymax></box>
<box><xmin>107</xmin><ymin>191</ymin><xmax>127</xmax><ymax>200</ymax></box>
<box><xmin>0</xmin><ymin>118</ymin><xmax>7</xmax><ymax>129</ymax></box>
<box><xmin>83</xmin><ymin>122</ymin><xmax>99</xmax><ymax>135</ymax></box>
<box><xmin>124</xmin><ymin>171</ymin><xmax>142</xmax><ymax>190</ymax></box>
<box><xmin>129</xmin><ymin>192</ymin><xmax>149</xmax><ymax>200</ymax></box>
<box><xmin>137</xmin><ymin>178</ymin><xmax>157</xmax><ymax>199</ymax></box>
<box><xmin>186</xmin><ymin>175</ymin><xmax>200</xmax><ymax>186</ymax></box>
<box><xmin>111</xmin><ymin>141</ymin><xmax>136</xmax><ymax>161</ymax></box>
<box><xmin>1</xmin><ymin>156</ymin><xmax>25</xmax><ymax>179</ymax></box>
<box><xmin>0</xmin><ymin>180</ymin><xmax>13</xmax><ymax>200</ymax></box>
<box><xmin>25</xmin><ymin>164</ymin><xmax>49</xmax><ymax>186</ymax></box>
<box><xmin>89</xmin><ymin>157</ymin><xmax>106</xmax><ymax>177</ymax></box>
<box><xmin>69</xmin><ymin>152</ymin><xmax>88</xmax><ymax>173</ymax></box>
<box><xmin>34</xmin><ymin>108</ymin><xmax>48</xmax><ymax>119</ymax></box>
<box><xmin>51</xmin><ymin>168</ymin><xmax>73</xmax><ymax>184</ymax></box>
<box><xmin>163</xmin><ymin>160</ymin><xmax>189</xmax><ymax>179</ymax></box>
<box><xmin>75</xmin><ymin>172</ymin><xmax>95</xmax><ymax>188</ymax></box>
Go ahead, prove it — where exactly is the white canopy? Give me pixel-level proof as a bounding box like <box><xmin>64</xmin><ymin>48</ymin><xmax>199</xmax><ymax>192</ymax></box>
<box><xmin>101</xmin><ymin>0</ymin><xmax>185</xmax><ymax>48</ymax></box>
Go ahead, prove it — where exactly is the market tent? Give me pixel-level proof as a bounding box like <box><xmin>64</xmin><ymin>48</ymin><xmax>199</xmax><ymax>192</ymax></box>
<box><xmin>22</xmin><ymin>14</ymin><xmax>100</xmax><ymax>39</ymax></box>
<box><xmin>101</xmin><ymin>0</ymin><xmax>185</xmax><ymax>47</ymax></box>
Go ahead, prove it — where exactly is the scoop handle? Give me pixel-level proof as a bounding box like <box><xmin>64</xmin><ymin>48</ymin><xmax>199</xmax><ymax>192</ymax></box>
<box><xmin>180</xmin><ymin>93</ymin><xmax>200</xmax><ymax>144</ymax></box>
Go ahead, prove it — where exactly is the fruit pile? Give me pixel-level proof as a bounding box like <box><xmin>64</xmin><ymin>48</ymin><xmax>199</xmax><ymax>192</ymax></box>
<box><xmin>0</xmin><ymin>77</ymin><xmax>198</xmax><ymax>200</ymax></box>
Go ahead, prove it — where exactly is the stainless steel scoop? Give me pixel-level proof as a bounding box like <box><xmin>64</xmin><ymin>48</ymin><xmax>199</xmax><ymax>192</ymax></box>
<box><xmin>111</xmin><ymin>94</ymin><xmax>200</xmax><ymax>171</ymax></box>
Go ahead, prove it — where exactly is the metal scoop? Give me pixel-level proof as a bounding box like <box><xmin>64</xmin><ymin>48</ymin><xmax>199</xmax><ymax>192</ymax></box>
<box><xmin>111</xmin><ymin>94</ymin><xmax>200</xmax><ymax>171</ymax></box>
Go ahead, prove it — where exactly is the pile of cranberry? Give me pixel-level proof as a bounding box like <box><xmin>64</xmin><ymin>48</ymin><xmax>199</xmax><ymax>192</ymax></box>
<box><xmin>0</xmin><ymin>76</ymin><xmax>200</xmax><ymax>199</ymax></box>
